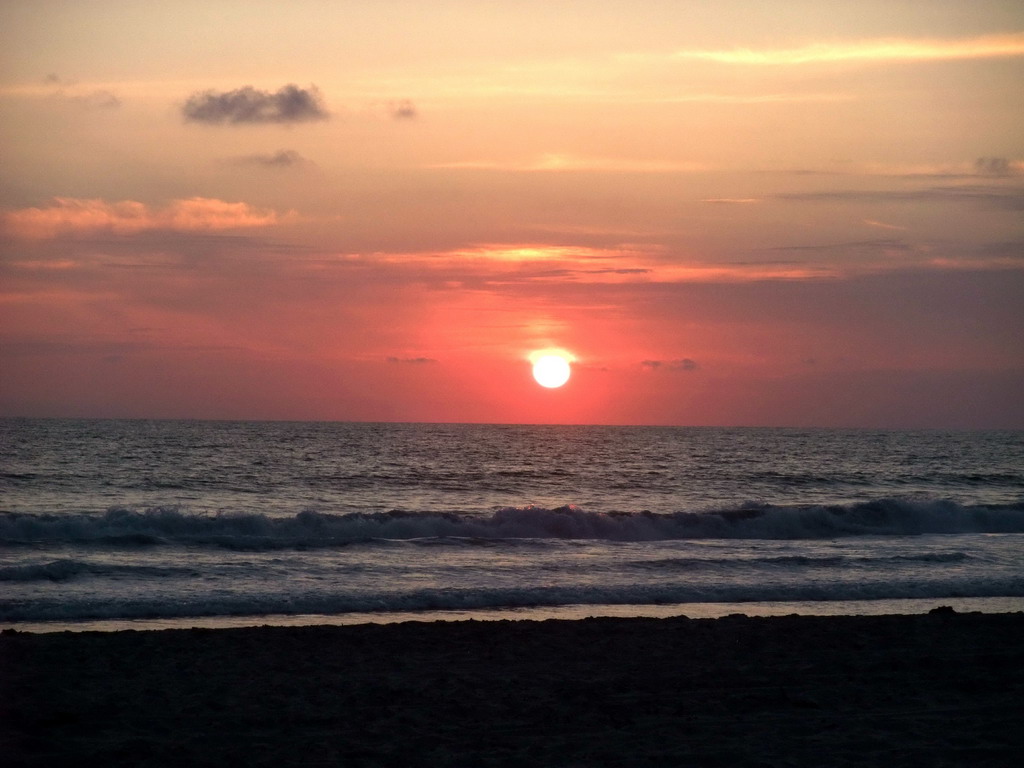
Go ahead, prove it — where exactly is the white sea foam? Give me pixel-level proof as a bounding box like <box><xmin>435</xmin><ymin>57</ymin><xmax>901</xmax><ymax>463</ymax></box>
<box><xmin>4</xmin><ymin>574</ymin><xmax>1024</xmax><ymax>623</ymax></box>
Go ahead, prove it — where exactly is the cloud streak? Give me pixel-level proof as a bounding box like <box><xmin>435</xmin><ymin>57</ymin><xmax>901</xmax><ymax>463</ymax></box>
<box><xmin>641</xmin><ymin>358</ymin><xmax>699</xmax><ymax>372</ymax></box>
<box><xmin>182</xmin><ymin>84</ymin><xmax>328</xmax><ymax>124</ymax></box>
<box><xmin>674</xmin><ymin>34</ymin><xmax>1024</xmax><ymax>65</ymax></box>
<box><xmin>40</xmin><ymin>73</ymin><xmax>121</xmax><ymax>109</ymax></box>
<box><xmin>3</xmin><ymin>198</ymin><xmax>286</xmax><ymax>239</ymax></box>
<box><xmin>863</xmin><ymin>219</ymin><xmax>909</xmax><ymax>232</ymax></box>
<box><xmin>775</xmin><ymin>185</ymin><xmax>1024</xmax><ymax>211</ymax></box>
<box><xmin>702</xmin><ymin>198</ymin><xmax>761</xmax><ymax>205</ymax></box>
<box><xmin>232</xmin><ymin>149</ymin><xmax>309</xmax><ymax>168</ymax></box>
<box><xmin>429</xmin><ymin>154</ymin><xmax>708</xmax><ymax>173</ymax></box>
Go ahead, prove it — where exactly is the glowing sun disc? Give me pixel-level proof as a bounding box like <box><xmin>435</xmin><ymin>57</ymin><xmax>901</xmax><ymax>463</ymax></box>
<box><xmin>532</xmin><ymin>355</ymin><xmax>571</xmax><ymax>388</ymax></box>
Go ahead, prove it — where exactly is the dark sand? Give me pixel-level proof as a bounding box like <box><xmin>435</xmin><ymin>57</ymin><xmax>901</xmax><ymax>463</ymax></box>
<box><xmin>3</xmin><ymin>610</ymin><xmax>1023</xmax><ymax>767</ymax></box>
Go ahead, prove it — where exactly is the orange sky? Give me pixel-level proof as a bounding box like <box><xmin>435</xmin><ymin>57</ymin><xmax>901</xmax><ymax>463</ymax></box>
<box><xmin>1</xmin><ymin>1</ymin><xmax>1023</xmax><ymax>427</ymax></box>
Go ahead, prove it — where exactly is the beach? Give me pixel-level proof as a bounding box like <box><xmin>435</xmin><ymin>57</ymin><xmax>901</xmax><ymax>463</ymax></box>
<box><xmin>4</xmin><ymin>609</ymin><xmax>1023</xmax><ymax>767</ymax></box>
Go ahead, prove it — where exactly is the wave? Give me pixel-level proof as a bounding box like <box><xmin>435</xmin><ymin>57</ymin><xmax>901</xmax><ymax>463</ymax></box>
<box><xmin>628</xmin><ymin>551</ymin><xmax>972</xmax><ymax>571</ymax></box>
<box><xmin>0</xmin><ymin>559</ymin><xmax>188</xmax><ymax>582</ymax></box>
<box><xmin>0</xmin><ymin>559</ymin><xmax>94</xmax><ymax>582</ymax></box>
<box><xmin>2</xmin><ymin>498</ymin><xmax>1023</xmax><ymax>549</ymax></box>
<box><xmin>4</xmin><ymin>576</ymin><xmax>1024</xmax><ymax>623</ymax></box>
<box><xmin>0</xmin><ymin>551</ymin><xmax>975</xmax><ymax>586</ymax></box>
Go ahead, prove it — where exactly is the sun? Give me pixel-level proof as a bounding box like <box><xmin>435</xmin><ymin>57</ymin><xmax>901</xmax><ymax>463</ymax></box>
<box><xmin>531</xmin><ymin>353</ymin><xmax>572</xmax><ymax>388</ymax></box>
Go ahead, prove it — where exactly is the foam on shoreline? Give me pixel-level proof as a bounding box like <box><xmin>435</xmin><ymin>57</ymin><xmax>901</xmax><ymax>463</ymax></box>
<box><xmin>6</xmin><ymin>595</ymin><xmax>1022</xmax><ymax>634</ymax></box>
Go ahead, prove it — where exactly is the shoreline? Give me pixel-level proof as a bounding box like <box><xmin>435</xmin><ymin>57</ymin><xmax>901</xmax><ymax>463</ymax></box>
<box><xmin>4</xmin><ymin>609</ymin><xmax>1023</xmax><ymax>766</ymax></box>
<box><xmin>6</xmin><ymin>595</ymin><xmax>1023</xmax><ymax>634</ymax></box>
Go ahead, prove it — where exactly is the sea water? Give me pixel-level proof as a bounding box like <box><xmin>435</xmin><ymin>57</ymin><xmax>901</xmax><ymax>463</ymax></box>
<box><xmin>2</xmin><ymin>419</ymin><xmax>1022</xmax><ymax>631</ymax></box>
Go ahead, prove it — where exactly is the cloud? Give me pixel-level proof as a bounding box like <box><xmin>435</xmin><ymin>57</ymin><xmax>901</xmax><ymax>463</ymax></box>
<box><xmin>429</xmin><ymin>154</ymin><xmax>708</xmax><ymax>173</ymax></box>
<box><xmin>766</xmin><ymin>160</ymin><xmax>1021</xmax><ymax>179</ymax></box>
<box><xmin>335</xmin><ymin>242</ymin><xmax>850</xmax><ymax>287</ymax></box>
<box><xmin>769</xmin><ymin>238</ymin><xmax>913</xmax><ymax>254</ymax></box>
<box><xmin>182</xmin><ymin>84</ymin><xmax>328</xmax><ymax>124</ymax></box>
<box><xmin>775</xmin><ymin>185</ymin><xmax>1024</xmax><ymax>211</ymax></box>
<box><xmin>641</xmin><ymin>358</ymin><xmax>699</xmax><ymax>372</ymax></box>
<box><xmin>2</xmin><ymin>197</ymin><xmax>285</xmax><ymax>239</ymax></box>
<box><xmin>386</xmin><ymin>356</ymin><xmax>437</xmax><ymax>364</ymax></box>
<box><xmin>863</xmin><ymin>219</ymin><xmax>909</xmax><ymax>232</ymax></box>
<box><xmin>975</xmin><ymin>157</ymin><xmax>1022</xmax><ymax>177</ymax></box>
<box><xmin>233</xmin><ymin>149</ymin><xmax>309</xmax><ymax>168</ymax></box>
<box><xmin>389</xmin><ymin>99</ymin><xmax>417</xmax><ymax>120</ymax></box>
<box><xmin>42</xmin><ymin>73</ymin><xmax>121</xmax><ymax>110</ymax></box>
<box><xmin>977</xmin><ymin>241</ymin><xmax>1024</xmax><ymax>261</ymax></box>
<box><xmin>0</xmin><ymin>339</ymin><xmax>240</xmax><ymax>358</ymax></box>
<box><xmin>654</xmin><ymin>93</ymin><xmax>854</xmax><ymax>105</ymax></box>
<box><xmin>72</xmin><ymin>90</ymin><xmax>121</xmax><ymax>109</ymax></box>
<box><xmin>673</xmin><ymin>34</ymin><xmax>1024</xmax><ymax>65</ymax></box>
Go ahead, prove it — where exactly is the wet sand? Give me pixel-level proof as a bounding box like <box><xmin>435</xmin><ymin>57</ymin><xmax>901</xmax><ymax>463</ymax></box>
<box><xmin>3</xmin><ymin>610</ymin><xmax>1023</xmax><ymax>767</ymax></box>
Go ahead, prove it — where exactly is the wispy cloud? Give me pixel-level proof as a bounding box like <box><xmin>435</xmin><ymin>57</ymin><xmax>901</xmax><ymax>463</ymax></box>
<box><xmin>38</xmin><ymin>73</ymin><xmax>121</xmax><ymax>109</ymax></box>
<box><xmin>764</xmin><ymin>158</ymin><xmax>1024</xmax><ymax>179</ymax></box>
<box><xmin>673</xmin><ymin>34</ymin><xmax>1024</xmax><ymax>66</ymax></box>
<box><xmin>641</xmin><ymin>358</ymin><xmax>699</xmax><ymax>372</ymax></box>
<box><xmin>328</xmin><ymin>243</ymin><xmax>843</xmax><ymax>287</ymax></box>
<box><xmin>429</xmin><ymin>154</ymin><xmax>708</xmax><ymax>173</ymax></box>
<box><xmin>182</xmin><ymin>84</ymin><xmax>328</xmax><ymax>124</ymax></box>
<box><xmin>389</xmin><ymin>99</ymin><xmax>417</xmax><ymax>120</ymax></box>
<box><xmin>653</xmin><ymin>92</ymin><xmax>855</xmax><ymax>104</ymax></box>
<box><xmin>975</xmin><ymin>157</ymin><xmax>1023</xmax><ymax>177</ymax></box>
<box><xmin>386</xmin><ymin>356</ymin><xmax>437</xmax><ymax>364</ymax></box>
<box><xmin>776</xmin><ymin>185</ymin><xmax>1024</xmax><ymax>211</ymax></box>
<box><xmin>768</xmin><ymin>238</ymin><xmax>914</xmax><ymax>255</ymax></box>
<box><xmin>863</xmin><ymin>219</ymin><xmax>909</xmax><ymax>232</ymax></box>
<box><xmin>451</xmin><ymin>244</ymin><xmax>628</xmax><ymax>262</ymax></box>
<box><xmin>231</xmin><ymin>149</ymin><xmax>310</xmax><ymax>168</ymax></box>
<box><xmin>3</xmin><ymin>198</ymin><xmax>286</xmax><ymax>239</ymax></box>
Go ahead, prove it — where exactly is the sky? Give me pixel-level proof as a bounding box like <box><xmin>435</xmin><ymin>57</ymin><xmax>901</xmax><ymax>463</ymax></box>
<box><xmin>1</xmin><ymin>0</ymin><xmax>1022</xmax><ymax>428</ymax></box>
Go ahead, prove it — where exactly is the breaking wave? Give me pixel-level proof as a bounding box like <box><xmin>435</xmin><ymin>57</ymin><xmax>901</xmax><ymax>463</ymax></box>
<box><xmin>2</xmin><ymin>498</ymin><xmax>1023</xmax><ymax>549</ymax></box>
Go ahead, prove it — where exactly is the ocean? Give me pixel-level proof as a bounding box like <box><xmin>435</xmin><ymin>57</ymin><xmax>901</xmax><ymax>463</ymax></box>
<box><xmin>2</xmin><ymin>419</ymin><xmax>1023</xmax><ymax>631</ymax></box>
